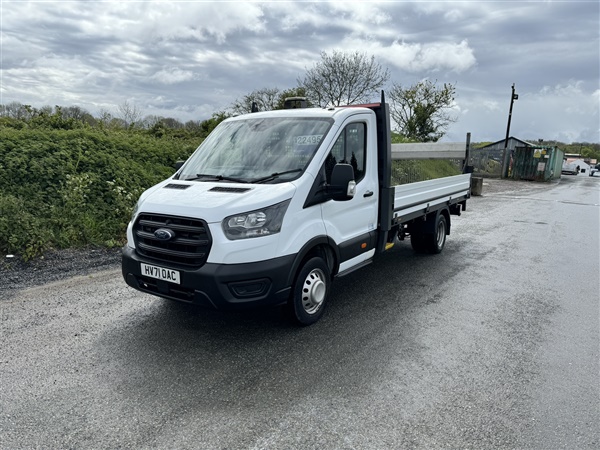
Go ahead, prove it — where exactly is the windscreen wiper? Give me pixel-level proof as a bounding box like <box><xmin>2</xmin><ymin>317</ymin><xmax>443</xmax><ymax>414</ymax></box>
<box><xmin>185</xmin><ymin>173</ymin><xmax>249</xmax><ymax>183</ymax></box>
<box><xmin>252</xmin><ymin>169</ymin><xmax>303</xmax><ymax>184</ymax></box>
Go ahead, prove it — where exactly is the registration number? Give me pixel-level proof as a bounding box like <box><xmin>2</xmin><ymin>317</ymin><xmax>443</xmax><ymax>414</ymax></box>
<box><xmin>140</xmin><ymin>263</ymin><xmax>180</xmax><ymax>284</ymax></box>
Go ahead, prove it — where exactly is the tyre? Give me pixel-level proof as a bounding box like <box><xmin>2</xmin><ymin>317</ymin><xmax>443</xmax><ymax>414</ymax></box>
<box><xmin>288</xmin><ymin>257</ymin><xmax>330</xmax><ymax>326</ymax></box>
<box><xmin>426</xmin><ymin>214</ymin><xmax>447</xmax><ymax>254</ymax></box>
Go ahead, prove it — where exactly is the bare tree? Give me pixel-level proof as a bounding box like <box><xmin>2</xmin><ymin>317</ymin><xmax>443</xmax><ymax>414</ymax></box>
<box><xmin>161</xmin><ymin>117</ymin><xmax>184</xmax><ymax>129</ymax></box>
<box><xmin>231</xmin><ymin>87</ymin><xmax>281</xmax><ymax>114</ymax></box>
<box><xmin>117</xmin><ymin>101</ymin><xmax>143</xmax><ymax>127</ymax></box>
<box><xmin>98</xmin><ymin>108</ymin><xmax>114</xmax><ymax>128</ymax></box>
<box><xmin>61</xmin><ymin>105</ymin><xmax>89</xmax><ymax>121</ymax></box>
<box><xmin>1</xmin><ymin>102</ymin><xmax>35</xmax><ymax>120</ymax></box>
<box><xmin>99</xmin><ymin>108</ymin><xmax>127</xmax><ymax>129</ymax></box>
<box><xmin>298</xmin><ymin>50</ymin><xmax>389</xmax><ymax>107</ymax></box>
<box><xmin>39</xmin><ymin>105</ymin><xmax>54</xmax><ymax>116</ymax></box>
<box><xmin>142</xmin><ymin>115</ymin><xmax>164</xmax><ymax>129</ymax></box>
<box><xmin>388</xmin><ymin>80</ymin><xmax>457</xmax><ymax>142</ymax></box>
<box><xmin>184</xmin><ymin>119</ymin><xmax>202</xmax><ymax>133</ymax></box>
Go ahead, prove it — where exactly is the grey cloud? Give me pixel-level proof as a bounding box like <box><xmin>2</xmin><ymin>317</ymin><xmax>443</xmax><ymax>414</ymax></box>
<box><xmin>1</xmin><ymin>1</ymin><xmax>598</xmax><ymax>143</ymax></box>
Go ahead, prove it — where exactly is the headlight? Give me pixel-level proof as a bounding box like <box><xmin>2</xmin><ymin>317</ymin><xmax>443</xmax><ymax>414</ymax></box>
<box><xmin>222</xmin><ymin>200</ymin><xmax>291</xmax><ymax>240</ymax></box>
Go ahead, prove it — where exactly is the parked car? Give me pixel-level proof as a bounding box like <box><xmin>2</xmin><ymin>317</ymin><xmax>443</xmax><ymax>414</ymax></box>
<box><xmin>589</xmin><ymin>164</ymin><xmax>599</xmax><ymax>177</ymax></box>
<box><xmin>562</xmin><ymin>161</ymin><xmax>579</xmax><ymax>175</ymax></box>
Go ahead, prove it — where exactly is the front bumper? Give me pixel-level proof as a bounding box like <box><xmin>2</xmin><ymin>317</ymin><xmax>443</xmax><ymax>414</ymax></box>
<box><xmin>122</xmin><ymin>246</ymin><xmax>293</xmax><ymax>309</ymax></box>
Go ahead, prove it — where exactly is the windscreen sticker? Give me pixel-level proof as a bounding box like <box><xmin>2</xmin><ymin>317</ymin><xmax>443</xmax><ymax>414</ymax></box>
<box><xmin>294</xmin><ymin>135</ymin><xmax>323</xmax><ymax>145</ymax></box>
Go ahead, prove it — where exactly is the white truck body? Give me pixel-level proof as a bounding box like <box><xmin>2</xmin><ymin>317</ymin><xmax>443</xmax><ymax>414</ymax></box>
<box><xmin>122</xmin><ymin>96</ymin><xmax>471</xmax><ymax>324</ymax></box>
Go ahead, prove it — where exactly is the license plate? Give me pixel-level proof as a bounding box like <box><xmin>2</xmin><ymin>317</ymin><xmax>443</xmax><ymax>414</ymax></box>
<box><xmin>140</xmin><ymin>263</ymin><xmax>180</xmax><ymax>284</ymax></box>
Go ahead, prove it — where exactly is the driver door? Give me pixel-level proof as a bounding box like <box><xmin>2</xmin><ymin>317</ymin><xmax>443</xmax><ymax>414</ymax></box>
<box><xmin>320</xmin><ymin>117</ymin><xmax>379</xmax><ymax>273</ymax></box>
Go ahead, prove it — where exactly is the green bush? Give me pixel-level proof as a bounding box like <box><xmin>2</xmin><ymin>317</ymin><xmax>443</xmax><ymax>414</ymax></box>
<box><xmin>0</xmin><ymin>194</ymin><xmax>53</xmax><ymax>259</ymax></box>
<box><xmin>0</xmin><ymin>127</ymin><xmax>199</xmax><ymax>259</ymax></box>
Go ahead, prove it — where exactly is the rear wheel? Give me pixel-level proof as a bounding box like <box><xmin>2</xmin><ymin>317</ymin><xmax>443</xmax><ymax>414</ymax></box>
<box><xmin>288</xmin><ymin>257</ymin><xmax>330</xmax><ymax>326</ymax></box>
<box><xmin>411</xmin><ymin>213</ymin><xmax>448</xmax><ymax>254</ymax></box>
<box><xmin>426</xmin><ymin>214</ymin><xmax>447</xmax><ymax>254</ymax></box>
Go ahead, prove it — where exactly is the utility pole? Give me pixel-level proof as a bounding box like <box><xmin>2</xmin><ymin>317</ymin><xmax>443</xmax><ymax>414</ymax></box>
<box><xmin>501</xmin><ymin>83</ymin><xmax>518</xmax><ymax>178</ymax></box>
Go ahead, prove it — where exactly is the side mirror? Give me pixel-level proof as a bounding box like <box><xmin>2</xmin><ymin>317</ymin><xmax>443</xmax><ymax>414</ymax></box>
<box><xmin>174</xmin><ymin>160</ymin><xmax>185</xmax><ymax>171</ymax></box>
<box><xmin>330</xmin><ymin>164</ymin><xmax>356</xmax><ymax>201</ymax></box>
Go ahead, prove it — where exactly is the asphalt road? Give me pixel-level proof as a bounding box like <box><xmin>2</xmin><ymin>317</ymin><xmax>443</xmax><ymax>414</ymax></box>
<box><xmin>1</xmin><ymin>176</ymin><xmax>599</xmax><ymax>449</ymax></box>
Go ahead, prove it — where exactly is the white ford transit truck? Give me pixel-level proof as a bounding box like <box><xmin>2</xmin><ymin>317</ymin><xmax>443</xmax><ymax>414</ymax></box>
<box><xmin>122</xmin><ymin>93</ymin><xmax>471</xmax><ymax>325</ymax></box>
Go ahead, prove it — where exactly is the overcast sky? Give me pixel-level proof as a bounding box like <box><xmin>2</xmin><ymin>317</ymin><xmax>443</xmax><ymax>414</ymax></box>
<box><xmin>2</xmin><ymin>1</ymin><xmax>599</xmax><ymax>143</ymax></box>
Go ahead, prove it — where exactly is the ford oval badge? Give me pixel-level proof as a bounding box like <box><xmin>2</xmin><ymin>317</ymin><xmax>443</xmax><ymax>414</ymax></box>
<box><xmin>154</xmin><ymin>228</ymin><xmax>175</xmax><ymax>241</ymax></box>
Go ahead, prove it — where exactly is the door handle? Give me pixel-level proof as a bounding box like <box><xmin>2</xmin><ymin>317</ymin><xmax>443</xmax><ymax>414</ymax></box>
<box><xmin>363</xmin><ymin>190</ymin><xmax>374</xmax><ymax>198</ymax></box>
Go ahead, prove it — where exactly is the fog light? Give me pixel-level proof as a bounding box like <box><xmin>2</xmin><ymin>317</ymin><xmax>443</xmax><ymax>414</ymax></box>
<box><xmin>229</xmin><ymin>279</ymin><xmax>270</xmax><ymax>298</ymax></box>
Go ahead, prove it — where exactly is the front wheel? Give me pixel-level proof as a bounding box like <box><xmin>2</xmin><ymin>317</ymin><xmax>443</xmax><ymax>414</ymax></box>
<box><xmin>288</xmin><ymin>257</ymin><xmax>330</xmax><ymax>326</ymax></box>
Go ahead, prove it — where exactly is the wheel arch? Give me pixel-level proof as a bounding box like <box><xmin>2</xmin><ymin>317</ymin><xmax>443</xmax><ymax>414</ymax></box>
<box><xmin>287</xmin><ymin>236</ymin><xmax>339</xmax><ymax>287</ymax></box>
<box><xmin>406</xmin><ymin>204</ymin><xmax>452</xmax><ymax>235</ymax></box>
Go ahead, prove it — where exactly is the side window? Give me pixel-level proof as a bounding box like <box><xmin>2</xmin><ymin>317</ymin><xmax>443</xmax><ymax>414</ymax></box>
<box><xmin>324</xmin><ymin>122</ymin><xmax>366</xmax><ymax>184</ymax></box>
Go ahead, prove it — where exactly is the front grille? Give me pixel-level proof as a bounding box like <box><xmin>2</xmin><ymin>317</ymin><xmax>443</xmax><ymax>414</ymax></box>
<box><xmin>133</xmin><ymin>213</ymin><xmax>212</xmax><ymax>267</ymax></box>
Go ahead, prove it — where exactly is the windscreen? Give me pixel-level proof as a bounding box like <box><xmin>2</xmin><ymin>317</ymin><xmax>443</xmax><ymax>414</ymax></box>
<box><xmin>178</xmin><ymin>117</ymin><xmax>333</xmax><ymax>183</ymax></box>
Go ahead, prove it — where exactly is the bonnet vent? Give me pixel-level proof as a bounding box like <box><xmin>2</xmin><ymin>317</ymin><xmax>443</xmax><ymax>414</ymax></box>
<box><xmin>164</xmin><ymin>183</ymin><xmax>191</xmax><ymax>190</ymax></box>
<box><xmin>209</xmin><ymin>187</ymin><xmax>252</xmax><ymax>193</ymax></box>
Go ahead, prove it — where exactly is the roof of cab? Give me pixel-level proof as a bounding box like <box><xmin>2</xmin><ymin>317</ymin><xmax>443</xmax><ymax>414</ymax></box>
<box><xmin>226</xmin><ymin>105</ymin><xmax>377</xmax><ymax>121</ymax></box>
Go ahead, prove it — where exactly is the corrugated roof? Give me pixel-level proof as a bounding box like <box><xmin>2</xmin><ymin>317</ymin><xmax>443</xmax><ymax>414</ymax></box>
<box><xmin>479</xmin><ymin>137</ymin><xmax>534</xmax><ymax>149</ymax></box>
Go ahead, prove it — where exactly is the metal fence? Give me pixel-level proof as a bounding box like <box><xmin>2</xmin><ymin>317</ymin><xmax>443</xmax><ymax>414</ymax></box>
<box><xmin>390</xmin><ymin>159</ymin><xmax>464</xmax><ymax>185</ymax></box>
<box><xmin>390</xmin><ymin>141</ymin><xmax>468</xmax><ymax>185</ymax></box>
<box><xmin>468</xmin><ymin>147</ymin><xmax>504</xmax><ymax>178</ymax></box>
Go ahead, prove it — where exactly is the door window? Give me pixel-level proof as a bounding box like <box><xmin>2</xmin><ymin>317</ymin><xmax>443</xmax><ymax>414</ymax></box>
<box><xmin>325</xmin><ymin>122</ymin><xmax>366</xmax><ymax>184</ymax></box>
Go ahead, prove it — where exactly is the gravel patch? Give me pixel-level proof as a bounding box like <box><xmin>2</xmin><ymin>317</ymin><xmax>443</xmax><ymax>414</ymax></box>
<box><xmin>477</xmin><ymin>176</ymin><xmax>562</xmax><ymax>196</ymax></box>
<box><xmin>1</xmin><ymin>247</ymin><xmax>122</xmax><ymax>295</ymax></box>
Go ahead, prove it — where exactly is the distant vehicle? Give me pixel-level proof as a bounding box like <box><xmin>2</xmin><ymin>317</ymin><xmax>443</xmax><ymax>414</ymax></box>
<box><xmin>589</xmin><ymin>164</ymin><xmax>599</xmax><ymax>177</ymax></box>
<box><xmin>562</xmin><ymin>161</ymin><xmax>579</xmax><ymax>175</ymax></box>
